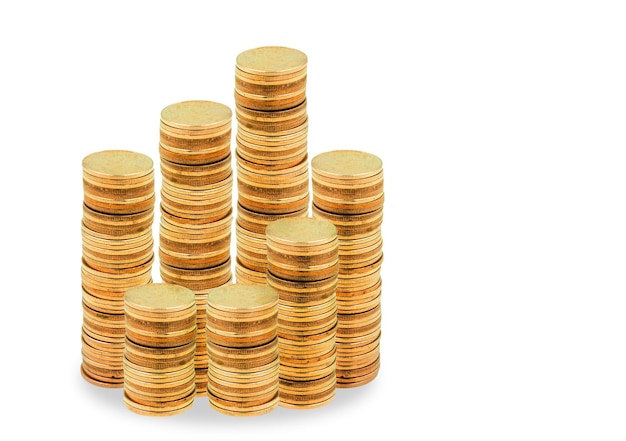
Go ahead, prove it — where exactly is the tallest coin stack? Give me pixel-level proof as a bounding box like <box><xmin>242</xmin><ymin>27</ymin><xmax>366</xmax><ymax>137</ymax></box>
<box><xmin>234</xmin><ymin>46</ymin><xmax>310</xmax><ymax>285</ymax></box>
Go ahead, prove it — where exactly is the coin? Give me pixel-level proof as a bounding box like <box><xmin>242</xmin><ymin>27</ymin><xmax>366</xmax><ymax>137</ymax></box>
<box><xmin>161</xmin><ymin>100</ymin><xmax>232</xmax><ymax>131</ymax></box>
<box><xmin>83</xmin><ymin>150</ymin><xmax>154</xmax><ymax>181</ymax></box>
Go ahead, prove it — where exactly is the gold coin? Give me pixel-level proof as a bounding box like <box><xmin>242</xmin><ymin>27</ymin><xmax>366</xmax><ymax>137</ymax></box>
<box><xmin>123</xmin><ymin>390</ymin><xmax>195</xmax><ymax>416</ymax></box>
<box><xmin>159</xmin><ymin>120</ymin><xmax>232</xmax><ymax>138</ymax></box>
<box><xmin>236</xmin><ymin>46</ymin><xmax>307</xmax><ymax>77</ymax></box>
<box><xmin>124</xmin><ymin>382</ymin><xmax>196</xmax><ymax>404</ymax></box>
<box><xmin>278</xmin><ymin>390</ymin><xmax>335</xmax><ymax>409</ymax></box>
<box><xmin>208</xmin><ymin>358</ymin><xmax>280</xmax><ymax>382</ymax></box>
<box><xmin>311</xmin><ymin>150</ymin><xmax>382</xmax><ymax>180</ymax></box>
<box><xmin>161</xmin><ymin>156</ymin><xmax>232</xmax><ymax>190</ymax></box>
<box><xmin>81</xmin><ymin>222</ymin><xmax>153</xmax><ymax>245</ymax></box>
<box><xmin>208</xmin><ymin>367</ymin><xmax>278</xmax><ymax>389</ymax></box>
<box><xmin>206</xmin><ymin>312</ymin><xmax>278</xmax><ymax>335</ymax></box>
<box><xmin>235</xmin><ymin>260</ymin><xmax>267</xmax><ymax>285</ymax></box>
<box><xmin>206</xmin><ymin>326</ymin><xmax>277</xmax><ymax>349</ymax></box>
<box><xmin>83</xmin><ymin>150</ymin><xmax>153</xmax><ymax>180</ymax></box>
<box><xmin>124</xmin><ymin>284</ymin><xmax>194</xmax><ymax>315</ymax></box>
<box><xmin>238</xmin><ymin>118</ymin><xmax>308</xmax><ymax>139</ymax></box>
<box><xmin>208</xmin><ymin>375</ymin><xmax>278</xmax><ymax>397</ymax></box>
<box><xmin>83</xmin><ymin>192</ymin><xmax>156</xmax><ymax>216</ymax></box>
<box><xmin>160</xmin><ymin>100</ymin><xmax>232</xmax><ymax>131</ymax></box>
<box><xmin>236</xmin><ymin>99</ymin><xmax>306</xmax><ymax>123</ymax></box>
<box><xmin>80</xmin><ymin>364</ymin><xmax>124</xmax><ymax>388</ymax></box>
<box><xmin>125</xmin><ymin>338</ymin><xmax>195</xmax><ymax>360</ymax></box>
<box><xmin>279</xmin><ymin>373</ymin><xmax>336</xmax><ymax>394</ymax></box>
<box><xmin>207</xmin><ymin>301</ymin><xmax>277</xmax><ymax>322</ymax></box>
<box><xmin>266</xmin><ymin>217</ymin><xmax>337</xmax><ymax>248</ymax></box>
<box><xmin>160</xmin><ymin>259</ymin><xmax>232</xmax><ymax>292</ymax></box>
<box><xmin>235</xmin><ymin>64</ymin><xmax>305</xmax><ymax>82</ymax></box>
<box><xmin>235</xmin><ymin>71</ymin><xmax>306</xmax><ymax>93</ymax></box>
<box><xmin>82</xmin><ymin>356</ymin><xmax>124</xmax><ymax>378</ymax></box>
<box><xmin>234</xmin><ymin>92</ymin><xmax>306</xmax><ymax>112</ymax></box>
<box><xmin>313</xmin><ymin>192</ymin><xmax>384</xmax><ymax>216</ymax></box>
<box><xmin>312</xmin><ymin>204</ymin><xmax>383</xmax><ymax>238</ymax></box>
<box><xmin>82</xmin><ymin>334</ymin><xmax>125</xmax><ymax>357</ymax></box>
<box><xmin>208</xmin><ymin>392</ymin><xmax>279</xmax><ymax>417</ymax></box>
<box><xmin>158</xmin><ymin>143</ymin><xmax>231</xmax><ymax>167</ymax></box>
<box><xmin>207</xmin><ymin>283</ymin><xmax>278</xmax><ymax>314</ymax></box>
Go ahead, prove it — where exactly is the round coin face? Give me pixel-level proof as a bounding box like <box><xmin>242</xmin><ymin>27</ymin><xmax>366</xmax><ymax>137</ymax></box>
<box><xmin>125</xmin><ymin>283</ymin><xmax>195</xmax><ymax>313</ymax></box>
<box><xmin>236</xmin><ymin>46</ymin><xmax>307</xmax><ymax>76</ymax></box>
<box><xmin>82</xmin><ymin>150</ymin><xmax>154</xmax><ymax>180</ymax></box>
<box><xmin>160</xmin><ymin>100</ymin><xmax>232</xmax><ymax>130</ymax></box>
<box><xmin>207</xmin><ymin>283</ymin><xmax>278</xmax><ymax>313</ymax></box>
<box><xmin>311</xmin><ymin>150</ymin><xmax>383</xmax><ymax>179</ymax></box>
<box><xmin>266</xmin><ymin>217</ymin><xmax>337</xmax><ymax>247</ymax></box>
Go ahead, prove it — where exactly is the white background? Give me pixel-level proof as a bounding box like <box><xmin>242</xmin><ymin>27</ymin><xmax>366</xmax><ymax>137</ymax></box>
<box><xmin>1</xmin><ymin>1</ymin><xmax>625</xmax><ymax>439</ymax></box>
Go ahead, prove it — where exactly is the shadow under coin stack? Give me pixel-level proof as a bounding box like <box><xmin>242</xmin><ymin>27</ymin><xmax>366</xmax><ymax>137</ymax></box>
<box><xmin>80</xmin><ymin>150</ymin><xmax>155</xmax><ymax>388</ymax></box>
<box><xmin>234</xmin><ymin>46</ymin><xmax>310</xmax><ymax>285</ymax></box>
<box><xmin>158</xmin><ymin>100</ymin><xmax>234</xmax><ymax>396</ymax></box>
<box><xmin>123</xmin><ymin>283</ymin><xmax>197</xmax><ymax>416</ymax></box>
<box><xmin>265</xmin><ymin>217</ymin><xmax>339</xmax><ymax>409</ymax></box>
<box><xmin>206</xmin><ymin>283</ymin><xmax>280</xmax><ymax>416</ymax></box>
<box><xmin>311</xmin><ymin>150</ymin><xmax>384</xmax><ymax>388</ymax></box>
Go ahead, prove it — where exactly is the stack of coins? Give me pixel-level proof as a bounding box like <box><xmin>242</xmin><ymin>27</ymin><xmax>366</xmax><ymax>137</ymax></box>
<box><xmin>206</xmin><ymin>283</ymin><xmax>280</xmax><ymax>416</ymax></box>
<box><xmin>80</xmin><ymin>150</ymin><xmax>155</xmax><ymax>388</ymax></box>
<box><xmin>265</xmin><ymin>217</ymin><xmax>338</xmax><ymax>409</ymax></box>
<box><xmin>123</xmin><ymin>283</ymin><xmax>197</xmax><ymax>416</ymax></box>
<box><xmin>311</xmin><ymin>150</ymin><xmax>384</xmax><ymax>388</ymax></box>
<box><xmin>234</xmin><ymin>46</ymin><xmax>310</xmax><ymax>284</ymax></box>
<box><xmin>158</xmin><ymin>100</ymin><xmax>235</xmax><ymax>396</ymax></box>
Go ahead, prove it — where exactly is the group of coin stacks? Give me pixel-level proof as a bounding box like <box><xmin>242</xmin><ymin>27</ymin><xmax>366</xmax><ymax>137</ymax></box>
<box><xmin>123</xmin><ymin>283</ymin><xmax>197</xmax><ymax>416</ymax></box>
<box><xmin>234</xmin><ymin>46</ymin><xmax>310</xmax><ymax>285</ymax></box>
<box><xmin>206</xmin><ymin>283</ymin><xmax>280</xmax><ymax>416</ymax></box>
<box><xmin>311</xmin><ymin>150</ymin><xmax>384</xmax><ymax>388</ymax></box>
<box><xmin>266</xmin><ymin>217</ymin><xmax>340</xmax><ymax>408</ymax></box>
<box><xmin>80</xmin><ymin>46</ymin><xmax>385</xmax><ymax>416</ymax></box>
<box><xmin>81</xmin><ymin>150</ymin><xmax>156</xmax><ymax>388</ymax></box>
<box><xmin>158</xmin><ymin>100</ymin><xmax>235</xmax><ymax>396</ymax></box>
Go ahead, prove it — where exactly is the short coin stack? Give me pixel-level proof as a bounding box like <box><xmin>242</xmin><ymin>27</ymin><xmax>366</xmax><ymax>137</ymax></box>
<box><xmin>265</xmin><ymin>217</ymin><xmax>339</xmax><ymax>409</ymax></box>
<box><xmin>311</xmin><ymin>150</ymin><xmax>384</xmax><ymax>388</ymax></box>
<box><xmin>81</xmin><ymin>150</ymin><xmax>155</xmax><ymax>388</ymax></box>
<box><xmin>206</xmin><ymin>283</ymin><xmax>280</xmax><ymax>416</ymax></box>
<box><xmin>158</xmin><ymin>100</ymin><xmax>234</xmax><ymax>396</ymax></box>
<box><xmin>234</xmin><ymin>46</ymin><xmax>310</xmax><ymax>284</ymax></box>
<box><xmin>123</xmin><ymin>283</ymin><xmax>197</xmax><ymax>417</ymax></box>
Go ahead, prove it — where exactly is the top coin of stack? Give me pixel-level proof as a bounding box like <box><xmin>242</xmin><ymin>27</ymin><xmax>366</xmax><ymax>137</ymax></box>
<box><xmin>235</xmin><ymin>46</ymin><xmax>307</xmax><ymax>112</ymax></box>
<box><xmin>83</xmin><ymin>150</ymin><xmax>155</xmax><ymax>215</ymax></box>
<box><xmin>311</xmin><ymin>150</ymin><xmax>384</xmax><ymax>215</ymax></box>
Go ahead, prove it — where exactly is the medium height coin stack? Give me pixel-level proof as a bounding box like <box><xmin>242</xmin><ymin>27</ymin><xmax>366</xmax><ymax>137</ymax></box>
<box><xmin>158</xmin><ymin>100</ymin><xmax>234</xmax><ymax>396</ymax></box>
<box><xmin>234</xmin><ymin>46</ymin><xmax>310</xmax><ymax>285</ymax></box>
<box><xmin>311</xmin><ymin>150</ymin><xmax>384</xmax><ymax>388</ymax></box>
<box><xmin>206</xmin><ymin>283</ymin><xmax>280</xmax><ymax>416</ymax></box>
<box><xmin>266</xmin><ymin>217</ymin><xmax>339</xmax><ymax>408</ymax></box>
<box><xmin>123</xmin><ymin>283</ymin><xmax>197</xmax><ymax>416</ymax></box>
<box><xmin>80</xmin><ymin>150</ymin><xmax>155</xmax><ymax>388</ymax></box>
